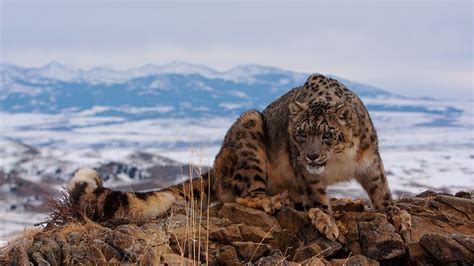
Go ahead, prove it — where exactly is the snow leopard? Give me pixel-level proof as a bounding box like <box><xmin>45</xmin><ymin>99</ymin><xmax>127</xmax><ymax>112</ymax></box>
<box><xmin>68</xmin><ymin>73</ymin><xmax>411</xmax><ymax>241</ymax></box>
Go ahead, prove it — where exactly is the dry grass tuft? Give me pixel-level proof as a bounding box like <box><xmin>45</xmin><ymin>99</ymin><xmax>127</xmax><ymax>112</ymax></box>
<box><xmin>41</xmin><ymin>189</ymin><xmax>86</xmax><ymax>229</ymax></box>
<box><xmin>178</xmin><ymin>147</ymin><xmax>216</xmax><ymax>264</ymax></box>
<box><xmin>176</xmin><ymin>147</ymin><xmax>210</xmax><ymax>265</ymax></box>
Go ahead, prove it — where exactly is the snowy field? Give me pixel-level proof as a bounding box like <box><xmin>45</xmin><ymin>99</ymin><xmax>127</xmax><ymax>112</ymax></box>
<box><xmin>0</xmin><ymin>99</ymin><xmax>473</xmax><ymax>240</ymax></box>
<box><xmin>0</xmin><ymin>212</ymin><xmax>46</xmax><ymax>241</ymax></box>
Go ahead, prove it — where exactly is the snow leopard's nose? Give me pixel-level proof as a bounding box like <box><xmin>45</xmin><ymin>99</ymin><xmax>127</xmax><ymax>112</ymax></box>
<box><xmin>306</xmin><ymin>153</ymin><xmax>319</xmax><ymax>161</ymax></box>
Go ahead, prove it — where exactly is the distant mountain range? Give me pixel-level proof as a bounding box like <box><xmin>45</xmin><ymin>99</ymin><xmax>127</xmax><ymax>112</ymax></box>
<box><xmin>0</xmin><ymin>62</ymin><xmax>462</xmax><ymax>118</ymax></box>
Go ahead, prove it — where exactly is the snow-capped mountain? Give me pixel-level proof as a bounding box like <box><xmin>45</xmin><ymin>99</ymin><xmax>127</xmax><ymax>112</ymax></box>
<box><xmin>3</xmin><ymin>62</ymin><xmax>460</xmax><ymax>119</ymax></box>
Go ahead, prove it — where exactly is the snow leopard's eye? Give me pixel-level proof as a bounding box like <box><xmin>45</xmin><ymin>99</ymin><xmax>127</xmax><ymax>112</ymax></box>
<box><xmin>323</xmin><ymin>131</ymin><xmax>332</xmax><ymax>139</ymax></box>
<box><xmin>297</xmin><ymin>128</ymin><xmax>307</xmax><ymax>139</ymax></box>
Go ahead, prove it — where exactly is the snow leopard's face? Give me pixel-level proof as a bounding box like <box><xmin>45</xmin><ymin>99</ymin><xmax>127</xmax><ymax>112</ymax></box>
<box><xmin>288</xmin><ymin>100</ymin><xmax>354</xmax><ymax>175</ymax></box>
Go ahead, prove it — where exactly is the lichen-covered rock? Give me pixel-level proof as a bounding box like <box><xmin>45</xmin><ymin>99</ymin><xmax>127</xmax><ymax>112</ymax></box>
<box><xmin>434</xmin><ymin>195</ymin><xmax>473</xmax><ymax>220</ymax></box>
<box><xmin>295</xmin><ymin>242</ymin><xmax>324</xmax><ymax>263</ymax></box>
<box><xmin>28</xmin><ymin>234</ymin><xmax>62</xmax><ymax>265</ymax></box>
<box><xmin>254</xmin><ymin>250</ymin><xmax>289</xmax><ymax>265</ymax></box>
<box><xmin>358</xmin><ymin>215</ymin><xmax>405</xmax><ymax>260</ymax></box>
<box><xmin>419</xmin><ymin>233</ymin><xmax>474</xmax><ymax>265</ymax></box>
<box><xmin>232</xmin><ymin>241</ymin><xmax>273</xmax><ymax>262</ymax></box>
<box><xmin>161</xmin><ymin>253</ymin><xmax>200</xmax><ymax>265</ymax></box>
<box><xmin>209</xmin><ymin>223</ymin><xmax>243</xmax><ymax>243</ymax></box>
<box><xmin>31</xmin><ymin>251</ymin><xmax>50</xmax><ymax>266</ymax></box>
<box><xmin>104</xmin><ymin>229</ymin><xmax>148</xmax><ymax>262</ymax></box>
<box><xmin>218</xmin><ymin>203</ymin><xmax>281</xmax><ymax>231</ymax></box>
<box><xmin>402</xmin><ymin>193</ymin><xmax>474</xmax><ymax>242</ymax></box>
<box><xmin>451</xmin><ymin>234</ymin><xmax>474</xmax><ymax>253</ymax></box>
<box><xmin>276</xmin><ymin>207</ymin><xmax>309</xmax><ymax>234</ymax></box>
<box><xmin>337</xmin><ymin>211</ymin><xmax>405</xmax><ymax>260</ymax></box>
<box><xmin>91</xmin><ymin>239</ymin><xmax>122</xmax><ymax>262</ymax></box>
<box><xmin>298</xmin><ymin>256</ymin><xmax>330</xmax><ymax>265</ymax></box>
<box><xmin>276</xmin><ymin>207</ymin><xmax>328</xmax><ymax>244</ymax></box>
<box><xmin>330</xmin><ymin>255</ymin><xmax>379</xmax><ymax>266</ymax></box>
<box><xmin>266</xmin><ymin>229</ymin><xmax>300</xmax><ymax>258</ymax></box>
<box><xmin>239</xmin><ymin>224</ymin><xmax>273</xmax><ymax>243</ymax></box>
<box><xmin>406</xmin><ymin>242</ymin><xmax>434</xmax><ymax>265</ymax></box>
<box><xmin>6</xmin><ymin>244</ymin><xmax>30</xmax><ymax>266</ymax></box>
<box><xmin>312</xmin><ymin>237</ymin><xmax>343</xmax><ymax>258</ymax></box>
<box><xmin>292</xmin><ymin>238</ymin><xmax>342</xmax><ymax>263</ymax></box>
<box><xmin>217</xmin><ymin>245</ymin><xmax>241</xmax><ymax>265</ymax></box>
<box><xmin>1</xmin><ymin>191</ymin><xmax>473</xmax><ymax>265</ymax></box>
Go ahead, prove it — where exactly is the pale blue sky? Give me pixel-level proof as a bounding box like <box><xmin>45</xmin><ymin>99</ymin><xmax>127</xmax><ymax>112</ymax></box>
<box><xmin>1</xmin><ymin>0</ymin><xmax>472</xmax><ymax>99</ymax></box>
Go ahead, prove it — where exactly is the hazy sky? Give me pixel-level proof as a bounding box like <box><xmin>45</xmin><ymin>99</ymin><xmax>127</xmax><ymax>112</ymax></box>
<box><xmin>1</xmin><ymin>0</ymin><xmax>472</xmax><ymax>99</ymax></box>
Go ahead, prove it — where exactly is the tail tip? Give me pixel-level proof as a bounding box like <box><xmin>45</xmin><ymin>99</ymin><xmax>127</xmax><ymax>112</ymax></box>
<box><xmin>68</xmin><ymin>168</ymin><xmax>103</xmax><ymax>191</ymax></box>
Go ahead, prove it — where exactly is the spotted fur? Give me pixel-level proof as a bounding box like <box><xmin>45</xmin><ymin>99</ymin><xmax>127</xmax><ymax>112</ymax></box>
<box><xmin>68</xmin><ymin>74</ymin><xmax>411</xmax><ymax>239</ymax></box>
<box><xmin>68</xmin><ymin>169</ymin><xmax>177</xmax><ymax>221</ymax></box>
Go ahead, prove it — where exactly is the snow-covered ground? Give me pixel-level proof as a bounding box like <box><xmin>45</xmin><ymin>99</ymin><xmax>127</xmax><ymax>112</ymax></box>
<box><xmin>0</xmin><ymin>99</ymin><xmax>473</xmax><ymax>241</ymax></box>
<box><xmin>0</xmin><ymin>212</ymin><xmax>47</xmax><ymax>240</ymax></box>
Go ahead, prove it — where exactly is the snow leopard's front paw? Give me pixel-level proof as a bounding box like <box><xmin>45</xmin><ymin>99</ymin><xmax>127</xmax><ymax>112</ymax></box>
<box><xmin>390</xmin><ymin>208</ymin><xmax>412</xmax><ymax>232</ymax></box>
<box><xmin>236</xmin><ymin>191</ymin><xmax>288</xmax><ymax>214</ymax></box>
<box><xmin>308</xmin><ymin>207</ymin><xmax>339</xmax><ymax>241</ymax></box>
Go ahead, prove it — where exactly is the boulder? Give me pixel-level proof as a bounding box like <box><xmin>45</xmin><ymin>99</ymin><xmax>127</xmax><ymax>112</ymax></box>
<box><xmin>293</xmin><ymin>239</ymin><xmax>341</xmax><ymax>262</ymax></box>
<box><xmin>406</xmin><ymin>242</ymin><xmax>434</xmax><ymax>265</ymax></box>
<box><xmin>276</xmin><ymin>207</ymin><xmax>309</xmax><ymax>234</ymax></box>
<box><xmin>6</xmin><ymin>244</ymin><xmax>30</xmax><ymax>266</ymax></box>
<box><xmin>358</xmin><ymin>215</ymin><xmax>405</xmax><ymax>260</ymax></box>
<box><xmin>330</xmin><ymin>255</ymin><xmax>379</xmax><ymax>266</ymax></box>
<box><xmin>240</xmin><ymin>224</ymin><xmax>273</xmax><ymax>242</ymax></box>
<box><xmin>231</xmin><ymin>241</ymin><xmax>272</xmax><ymax>262</ymax></box>
<box><xmin>217</xmin><ymin>245</ymin><xmax>241</xmax><ymax>266</ymax></box>
<box><xmin>254</xmin><ymin>250</ymin><xmax>289</xmax><ymax>266</ymax></box>
<box><xmin>419</xmin><ymin>233</ymin><xmax>474</xmax><ymax>265</ymax></box>
<box><xmin>161</xmin><ymin>253</ymin><xmax>200</xmax><ymax>265</ymax></box>
<box><xmin>266</xmin><ymin>229</ymin><xmax>300</xmax><ymax>258</ymax></box>
<box><xmin>209</xmin><ymin>223</ymin><xmax>243</xmax><ymax>243</ymax></box>
<box><xmin>91</xmin><ymin>239</ymin><xmax>122</xmax><ymax>262</ymax></box>
<box><xmin>293</xmin><ymin>242</ymin><xmax>323</xmax><ymax>262</ymax></box>
<box><xmin>218</xmin><ymin>203</ymin><xmax>281</xmax><ymax>231</ymax></box>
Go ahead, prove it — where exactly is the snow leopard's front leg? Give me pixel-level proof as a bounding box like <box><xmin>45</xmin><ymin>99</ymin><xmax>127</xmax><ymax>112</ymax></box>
<box><xmin>357</xmin><ymin>154</ymin><xmax>411</xmax><ymax>232</ymax></box>
<box><xmin>306</xmin><ymin>180</ymin><xmax>340</xmax><ymax>241</ymax></box>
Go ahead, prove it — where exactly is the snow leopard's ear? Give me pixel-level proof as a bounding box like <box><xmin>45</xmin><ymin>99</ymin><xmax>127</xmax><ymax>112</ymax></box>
<box><xmin>289</xmin><ymin>102</ymin><xmax>308</xmax><ymax>116</ymax></box>
<box><xmin>336</xmin><ymin>104</ymin><xmax>353</xmax><ymax>126</ymax></box>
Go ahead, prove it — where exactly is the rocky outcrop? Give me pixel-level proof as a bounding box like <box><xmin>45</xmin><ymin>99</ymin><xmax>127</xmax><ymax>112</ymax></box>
<box><xmin>1</xmin><ymin>190</ymin><xmax>473</xmax><ymax>265</ymax></box>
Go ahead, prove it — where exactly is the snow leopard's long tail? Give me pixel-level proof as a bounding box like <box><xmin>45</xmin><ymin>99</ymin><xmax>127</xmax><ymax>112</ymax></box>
<box><xmin>67</xmin><ymin>168</ymin><xmax>212</xmax><ymax>222</ymax></box>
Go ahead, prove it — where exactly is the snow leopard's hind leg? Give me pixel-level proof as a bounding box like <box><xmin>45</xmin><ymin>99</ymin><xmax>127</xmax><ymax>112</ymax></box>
<box><xmin>212</xmin><ymin>110</ymin><xmax>288</xmax><ymax>214</ymax></box>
